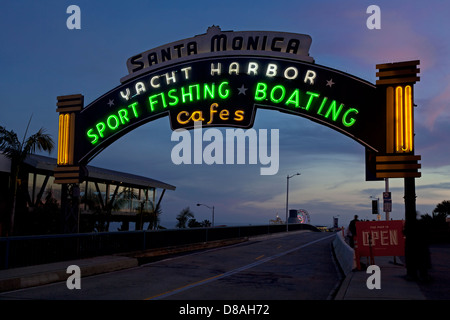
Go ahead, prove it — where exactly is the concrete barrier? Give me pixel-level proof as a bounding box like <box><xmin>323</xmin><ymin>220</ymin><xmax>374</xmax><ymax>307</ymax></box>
<box><xmin>332</xmin><ymin>232</ymin><xmax>356</xmax><ymax>276</ymax></box>
<box><xmin>128</xmin><ymin>237</ymin><xmax>248</xmax><ymax>262</ymax></box>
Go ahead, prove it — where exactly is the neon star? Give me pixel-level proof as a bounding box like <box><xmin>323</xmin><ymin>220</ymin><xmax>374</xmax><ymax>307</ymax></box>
<box><xmin>238</xmin><ymin>84</ymin><xmax>248</xmax><ymax>95</ymax></box>
<box><xmin>326</xmin><ymin>79</ymin><xmax>335</xmax><ymax>87</ymax></box>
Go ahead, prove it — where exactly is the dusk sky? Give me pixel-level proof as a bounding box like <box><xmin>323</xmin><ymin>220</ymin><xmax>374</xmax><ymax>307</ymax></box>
<box><xmin>1</xmin><ymin>0</ymin><xmax>450</xmax><ymax>228</ymax></box>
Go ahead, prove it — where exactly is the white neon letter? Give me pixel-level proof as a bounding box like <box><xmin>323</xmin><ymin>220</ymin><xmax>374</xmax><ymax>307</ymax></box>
<box><xmin>304</xmin><ymin>70</ymin><xmax>316</xmax><ymax>85</ymax></box>
<box><xmin>247</xmin><ymin>62</ymin><xmax>259</xmax><ymax>76</ymax></box>
<box><xmin>211</xmin><ymin>63</ymin><xmax>222</xmax><ymax>76</ymax></box>
<box><xmin>120</xmin><ymin>88</ymin><xmax>131</xmax><ymax>101</ymax></box>
<box><xmin>150</xmin><ymin>76</ymin><xmax>160</xmax><ymax>88</ymax></box>
<box><xmin>266</xmin><ymin>63</ymin><xmax>278</xmax><ymax>77</ymax></box>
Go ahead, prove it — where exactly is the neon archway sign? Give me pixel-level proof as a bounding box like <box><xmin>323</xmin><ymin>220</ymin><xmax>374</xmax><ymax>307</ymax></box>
<box><xmin>55</xmin><ymin>26</ymin><xmax>420</xmax><ymax>183</ymax></box>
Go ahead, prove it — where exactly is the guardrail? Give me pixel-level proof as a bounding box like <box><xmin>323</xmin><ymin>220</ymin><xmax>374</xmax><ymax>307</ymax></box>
<box><xmin>332</xmin><ymin>231</ymin><xmax>356</xmax><ymax>276</ymax></box>
<box><xmin>0</xmin><ymin>223</ymin><xmax>320</xmax><ymax>269</ymax></box>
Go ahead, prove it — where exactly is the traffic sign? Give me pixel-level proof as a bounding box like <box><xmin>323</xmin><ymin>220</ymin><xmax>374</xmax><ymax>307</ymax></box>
<box><xmin>383</xmin><ymin>199</ymin><xmax>392</xmax><ymax>212</ymax></box>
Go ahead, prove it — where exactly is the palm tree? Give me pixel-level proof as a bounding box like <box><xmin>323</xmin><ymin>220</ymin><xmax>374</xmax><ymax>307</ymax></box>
<box><xmin>145</xmin><ymin>201</ymin><xmax>162</xmax><ymax>230</ymax></box>
<box><xmin>176</xmin><ymin>207</ymin><xmax>194</xmax><ymax>228</ymax></box>
<box><xmin>0</xmin><ymin>120</ymin><xmax>54</xmax><ymax>235</ymax></box>
<box><xmin>81</xmin><ymin>187</ymin><xmax>139</xmax><ymax>232</ymax></box>
<box><xmin>433</xmin><ymin>200</ymin><xmax>450</xmax><ymax>218</ymax></box>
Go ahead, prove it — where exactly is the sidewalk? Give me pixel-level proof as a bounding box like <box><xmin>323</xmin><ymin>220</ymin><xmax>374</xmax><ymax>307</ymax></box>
<box><xmin>0</xmin><ymin>237</ymin><xmax>248</xmax><ymax>293</ymax></box>
<box><xmin>335</xmin><ymin>256</ymin><xmax>426</xmax><ymax>300</ymax></box>
<box><xmin>0</xmin><ymin>255</ymin><xmax>139</xmax><ymax>293</ymax></box>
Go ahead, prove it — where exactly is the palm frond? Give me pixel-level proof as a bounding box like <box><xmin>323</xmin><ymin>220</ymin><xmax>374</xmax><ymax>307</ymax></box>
<box><xmin>0</xmin><ymin>126</ymin><xmax>21</xmax><ymax>158</ymax></box>
<box><xmin>23</xmin><ymin>127</ymin><xmax>54</xmax><ymax>155</ymax></box>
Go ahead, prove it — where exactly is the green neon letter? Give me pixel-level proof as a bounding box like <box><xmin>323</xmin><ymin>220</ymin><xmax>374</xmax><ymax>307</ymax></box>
<box><xmin>270</xmin><ymin>85</ymin><xmax>286</xmax><ymax>103</ymax></box>
<box><xmin>128</xmin><ymin>102</ymin><xmax>139</xmax><ymax>118</ymax></box>
<box><xmin>317</xmin><ymin>97</ymin><xmax>328</xmax><ymax>116</ymax></box>
<box><xmin>118</xmin><ymin>109</ymin><xmax>129</xmax><ymax>124</ymax></box>
<box><xmin>325</xmin><ymin>101</ymin><xmax>344</xmax><ymax>121</ymax></box>
<box><xmin>342</xmin><ymin>108</ymin><xmax>359</xmax><ymax>127</ymax></box>
<box><xmin>96</xmin><ymin>122</ymin><xmax>106</xmax><ymax>138</ymax></box>
<box><xmin>254</xmin><ymin>82</ymin><xmax>267</xmax><ymax>101</ymax></box>
<box><xmin>182</xmin><ymin>84</ymin><xmax>200</xmax><ymax>102</ymax></box>
<box><xmin>285</xmin><ymin>89</ymin><xmax>300</xmax><ymax>108</ymax></box>
<box><xmin>149</xmin><ymin>94</ymin><xmax>160</xmax><ymax>112</ymax></box>
<box><xmin>218</xmin><ymin>81</ymin><xmax>230</xmax><ymax>99</ymax></box>
<box><xmin>181</xmin><ymin>86</ymin><xmax>193</xmax><ymax>103</ymax></box>
<box><xmin>160</xmin><ymin>92</ymin><xmax>168</xmax><ymax>108</ymax></box>
<box><xmin>107</xmin><ymin>115</ymin><xmax>120</xmax><ymax>130</ymax></box>
<box><xmin>203</xmin><ymin>83</ymin><xmax>215</xmax><ymax>99</ymax></box>
<box><xmin>304</xmin><ymin>91</ymin><xmax>320</xmax><ymax>111</ymax></box>
<box><xmin>87</xmin><ymin>128</ymin><xmax>99</xmax><ymax>145</ymax></box>
<box><xmin>168</xmin><ymin>89</ymin><xmax>179</xmax><ymax>106</ymax></box>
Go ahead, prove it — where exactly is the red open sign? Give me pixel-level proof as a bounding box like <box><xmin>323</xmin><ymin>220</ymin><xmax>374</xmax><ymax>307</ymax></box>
<box><xmin>355</xmin><ymin>220</ymin><xmax>405</xmax><ymax>257</ymax></box>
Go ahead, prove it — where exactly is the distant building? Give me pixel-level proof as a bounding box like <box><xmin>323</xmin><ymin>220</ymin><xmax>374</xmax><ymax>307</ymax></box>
<box><xmin>270</xmin><ymin>213</ymin><xmax>284</xmax><ymax>225</ymax></box>
<box><xmin>0</xmin><ymin>153</ymin><xmax>175</xmax><ymax>235</ymax></box>
<box><xmin>288</xmin><ymin>209</ymin><xmax>311</xmax><ymax>224</ymax></box>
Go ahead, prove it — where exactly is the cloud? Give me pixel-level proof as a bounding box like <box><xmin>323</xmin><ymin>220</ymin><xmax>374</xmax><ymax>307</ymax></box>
<box><xmin>420</xmin><ymin>80</ymin><xmax>450</xmax><ymax>130</ymax></box>
<box><xmin>299</xmin><ymin>1</ymin><xmax>445</xmax><ymax>87</ymax></box>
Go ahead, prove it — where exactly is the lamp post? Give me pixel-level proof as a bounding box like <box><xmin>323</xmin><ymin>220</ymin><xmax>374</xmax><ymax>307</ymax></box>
<box><xmin>384</xmin><ymin>178</ymin><xmax>390</xmax><ymax>221</ymax></box>
<box><xmin>286</xmin><ymin>173</ymin><xmax>301</xmax><ymax>232</ymax></box>
<box><xmin>197</xmin><ymin>203</ymin><xmax>215</xmax><ymax>227</ymax></box>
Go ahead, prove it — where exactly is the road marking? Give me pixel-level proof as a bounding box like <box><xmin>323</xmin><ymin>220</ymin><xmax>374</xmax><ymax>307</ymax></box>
<box><xmin>145</xmin><ymin>273</ymin><xmax>224</xmax><ymax>300</ymax></box>
<box><xmin>255</xmin><ymin>255</ymin><xmax>265</xmax><ymax>260</ymax></box>
<box><xmin>145</xmin><ymin>233</ymin><xmax>335</xmax><ymax>300</ymax></box>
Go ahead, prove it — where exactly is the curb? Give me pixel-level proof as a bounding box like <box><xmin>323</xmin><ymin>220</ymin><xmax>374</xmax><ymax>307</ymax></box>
<box><xmin>333</xmin><ymin>269</ymin><xmax>354</xmax><ymax>300</ymax></box>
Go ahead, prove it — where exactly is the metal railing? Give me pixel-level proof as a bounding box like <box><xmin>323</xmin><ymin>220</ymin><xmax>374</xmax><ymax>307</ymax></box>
<box><xmin>0</xmin><ymin>223</ymin><xmax>319</xmax><ymax>269</ymax></box>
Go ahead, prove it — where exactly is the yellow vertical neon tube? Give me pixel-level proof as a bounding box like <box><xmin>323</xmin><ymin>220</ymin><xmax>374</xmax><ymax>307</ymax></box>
<box><xmin>58</xmin><ymin>114</ymin><xmax>64</xmax><ymax>165</ymax></box>
<box><xmin>395</xmin><ymin>86</ymin><xmax>403</xmax><ymax>152</ymax></box>
<box><xmin>69</xmin><ymin>113</ymin><xmax>75</xmax><ymax>165</ymax></box>
<box><xmin>404</xmin><ymin>85</ymin><xmax>413</xmax><ymax>152</ymax></box>
<box><xmin>63</xmin><ymin>114</ymin><xmax>70</xmax><ymax>164</ymax></box>
<box><xmin>395</xmin><ymin>85</ymin><xmax>413</xmax><ymax>153</ymax></box>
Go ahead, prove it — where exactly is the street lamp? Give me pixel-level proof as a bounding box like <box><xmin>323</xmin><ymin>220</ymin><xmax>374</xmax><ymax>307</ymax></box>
<box><xmin>197</xmin><ymin>203</ymin><xmax>215</xmax><ymax>227</ymax></box>
<box><xmin>286</xmin><ymin>172</ymin><xmax>301</xmax><ymax>232</ymax></box>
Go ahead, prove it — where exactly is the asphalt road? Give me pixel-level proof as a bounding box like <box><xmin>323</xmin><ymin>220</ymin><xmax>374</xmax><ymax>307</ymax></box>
<box><xmin>0</xmin><ymin>231</ymin><xmax>341</xmax><ymax>300</ymax></box>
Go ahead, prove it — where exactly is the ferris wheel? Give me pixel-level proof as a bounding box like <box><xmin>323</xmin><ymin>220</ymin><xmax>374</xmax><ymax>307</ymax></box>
<box><xmin>297</xmin><ymin>209</ymin><xmax>311</xmax><ymax>224</ymax></box>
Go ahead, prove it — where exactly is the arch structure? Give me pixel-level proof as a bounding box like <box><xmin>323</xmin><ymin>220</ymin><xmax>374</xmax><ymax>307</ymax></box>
<box><xmin>55</xmin><ymin>26</ymin><xmax>421</xmax><ymax>184</ymax></box>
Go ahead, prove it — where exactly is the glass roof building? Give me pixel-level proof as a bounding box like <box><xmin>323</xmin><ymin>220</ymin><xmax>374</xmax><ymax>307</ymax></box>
<box><xmin>0</xmin><ymin>153</ymin><xmax>175</xmax><ymax>235</ymax></box>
